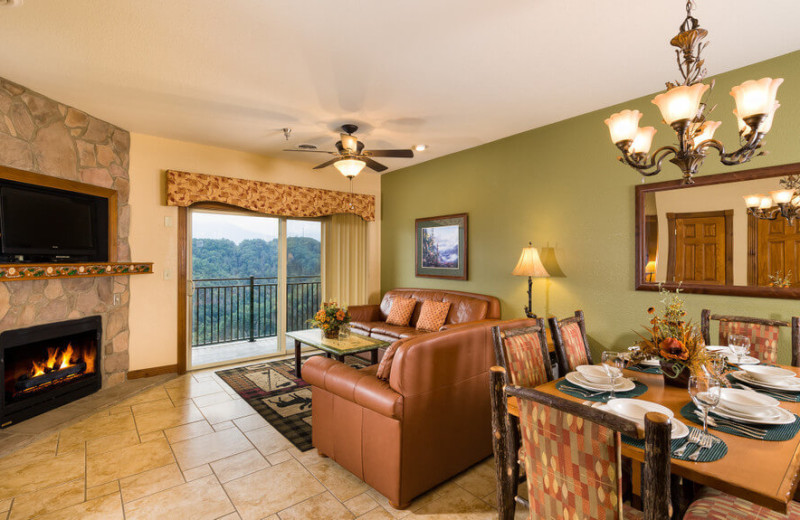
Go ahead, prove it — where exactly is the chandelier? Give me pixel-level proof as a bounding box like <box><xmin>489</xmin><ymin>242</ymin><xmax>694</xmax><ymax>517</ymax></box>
<box><xmin>744</xmin><ymin>175</ymin><xmax>800</xmax><ymax>224</ymax></box>
<box><xmin>604</xmin><ymin>1</ymin><xmax>783</xmax><ymax>185</ymax></box>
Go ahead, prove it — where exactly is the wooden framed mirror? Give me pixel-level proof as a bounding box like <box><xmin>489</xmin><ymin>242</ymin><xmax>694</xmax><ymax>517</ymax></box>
<box><xmin>635</xmin><ymin>162</ymin><xmax>800</xmax><ymax>299</ymax></box>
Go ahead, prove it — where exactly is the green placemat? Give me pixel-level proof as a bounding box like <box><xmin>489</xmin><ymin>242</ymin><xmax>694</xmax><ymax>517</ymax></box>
<box><xmin>725</xmin><ymin>373</ymin><xmax>800</xmax><ymax>402</ymax></box>
<box><xmin>680</xmin><ymin>402</ymin><xmax>800</xmax><ymax>441</ymax></box>
<box><xmin>555</xmin><ymin>380</ymin><xmax>648</xmax><ymax>402</ymax></box>
<box><xmin>623</xmin><ymin>427</ymin><xmax>726</xmax><ymax>463</ymax></box>
<box><xmin>627</xmin><ymin>364</ymin><xmax>662</xmax><ymax>374</ymax></box>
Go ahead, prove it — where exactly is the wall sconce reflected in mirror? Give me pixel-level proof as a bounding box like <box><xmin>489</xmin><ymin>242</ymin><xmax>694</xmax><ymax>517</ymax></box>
<box><xmin>645</xmin><ymin>260</ymin><xmax>657</xmax><ymax>282</ymax></box>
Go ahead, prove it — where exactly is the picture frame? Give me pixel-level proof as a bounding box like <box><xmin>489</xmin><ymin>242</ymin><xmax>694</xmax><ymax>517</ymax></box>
<box><xmin>415</xmin><ymin>213</ymin><xmax>468</xmax><ymax>280</ymax></box>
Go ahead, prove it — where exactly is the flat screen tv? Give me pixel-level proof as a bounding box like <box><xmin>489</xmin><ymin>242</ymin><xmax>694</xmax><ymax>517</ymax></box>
<box><xmin>0</xmin><ymin>181</ymin><xmax>108</xmax><ymax>262</ymax></box>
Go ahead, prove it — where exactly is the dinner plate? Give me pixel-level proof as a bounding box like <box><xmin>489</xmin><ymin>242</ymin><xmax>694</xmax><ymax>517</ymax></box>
<box><xmin>606</xmin><ymin>398</ymin><xmax>675</xmax><ymax>421</ymax></box>
<box><xmin>565</xmin><ymin>371</ymin><xmax>636</xmax><ymax>392</ymax></box>
<box><xmin>723</xmin><ymin>354</ymin><xmax>760</xmax><ymax>365</ymax></box>
<box><xmin>596</xmin><ymin>401</ymin><xmax>688</xmax><ymax>440</ymax></box>
<box><xmin>639</xmin><ymin>358</ymin><xmax>661</xmax><ymax>367</ymax></box>
<box><xmin>706</xmin><ymin>345</ymin><xmax>728</xmax><ymax>352</ymax></box>
<box><xmin>716</xmin><ymin>402</ymin><xmax>781</xmax><ymax>420</ymax></box>
<box><xmin>711</xmin><ymin>405</ymin><xmax>796</xmax><ymax>425</ymax></box>
<box><xmin>719</xmin><ymin>388</ymin><xmax>780</xmax><ymax>413</ymax></box>
<box><xmin>731</xmin><ymin>371</ymin><xmax>800</xmax><ymax>392</ymax></box>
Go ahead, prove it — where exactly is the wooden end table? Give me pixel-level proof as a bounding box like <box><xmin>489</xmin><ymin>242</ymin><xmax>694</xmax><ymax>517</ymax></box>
<box><xmin>286</xmin><ymin>328</ymin><xmax>390</xmax><ymax>378</ymax></box>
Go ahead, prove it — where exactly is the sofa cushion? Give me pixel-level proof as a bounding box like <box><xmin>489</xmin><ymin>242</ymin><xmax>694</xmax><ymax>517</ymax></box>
<box><xmin>370</xmin><ymin>323</ymin><xmax>422</xmax><ymax>339</ymax></box>
<box><xmin>386</xmin><ymin>297</ymin><xmax>416</xmax><ymax>326</ymax></box>
<box><xmin>416</xmin><ymin>300</ymin><xmax>451</xmax><ymax>331</ymax></box>
<box><xmin>350</xmin><ymin>320</ymin><xmax>380</xmax><ymax>333</ymax></box>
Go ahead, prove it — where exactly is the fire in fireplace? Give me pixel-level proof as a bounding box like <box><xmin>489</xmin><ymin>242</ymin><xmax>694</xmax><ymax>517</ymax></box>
<box><xmin>1</xmin><ymin>316</ymin><xmax>101</xmax><ymax>427</ymax></box>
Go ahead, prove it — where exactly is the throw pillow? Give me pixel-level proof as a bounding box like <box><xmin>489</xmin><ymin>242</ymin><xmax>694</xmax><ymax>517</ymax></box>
<box><xmin>416</xmin><ymin>300</ymin><xmax>451</xmax><ymax>331</ymax></box>
<box><xmin>376</xmin><ymin>341</ymin><xmax>401</xmax><ymax>380</ymax></box>
<box><xmin>386</xmin><ymin>297</ymin><xmax>416</xmax><ymax>326</ymax></box>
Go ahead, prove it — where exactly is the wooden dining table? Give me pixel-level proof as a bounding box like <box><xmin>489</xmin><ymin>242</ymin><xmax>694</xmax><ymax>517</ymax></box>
<box><xmin>507</xmin><ymin>365</ymin><xmax>800</xmax><ymax>514</ymax></box>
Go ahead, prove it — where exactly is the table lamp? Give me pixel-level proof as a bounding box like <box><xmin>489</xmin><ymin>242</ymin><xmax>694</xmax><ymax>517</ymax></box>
<box><xmin>512</xmin><ymin>242</ymin><xmax>550</xmax><ymax>318</ymax></box>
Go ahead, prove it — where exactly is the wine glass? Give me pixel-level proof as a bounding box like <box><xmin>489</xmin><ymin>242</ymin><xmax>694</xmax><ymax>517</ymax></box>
<box><xmin>728</xmin><ymin>334</ymin><xmax>750</xmax><ymax>365</ymax></box>
<box><xmin>688</xmin><ymin>375</ymin><xmax>722</xmax><ymax>435</ymax></box>
<box><xmin>710</xmin><ymin>352</ymin><xmax>727</xmax><ymax>376</ymax></box>
<box><xmin>601</xmin><ymin>351</ymin><xmax>625</xmax><ymax>398</ymax></box>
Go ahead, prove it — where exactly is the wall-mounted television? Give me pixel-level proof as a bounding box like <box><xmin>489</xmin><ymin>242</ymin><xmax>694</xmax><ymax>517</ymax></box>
<box><xmin>0</xmin><ymin>180</ymin><xmax>108</xmax><ymax>263</ymax></box>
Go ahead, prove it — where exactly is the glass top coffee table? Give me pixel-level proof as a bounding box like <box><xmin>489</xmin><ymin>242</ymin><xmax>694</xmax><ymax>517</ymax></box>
<box><xmin>286</xmin><ymin>328</ymin><xmax>391</xmax><ymax>378</ymax></box>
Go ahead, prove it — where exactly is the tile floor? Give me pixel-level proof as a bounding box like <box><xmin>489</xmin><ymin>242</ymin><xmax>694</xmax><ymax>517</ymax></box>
<box><xmin>0</xmin><ymin>360</ymin><xmax>525</xmax><ymax>520</ymax></box>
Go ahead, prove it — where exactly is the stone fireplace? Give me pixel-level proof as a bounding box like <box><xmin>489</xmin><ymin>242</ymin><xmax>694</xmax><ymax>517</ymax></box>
<box><xmin>0</xmin><ymin>76</ymin><xmax>131</xmax><ymax>387</ymax></box>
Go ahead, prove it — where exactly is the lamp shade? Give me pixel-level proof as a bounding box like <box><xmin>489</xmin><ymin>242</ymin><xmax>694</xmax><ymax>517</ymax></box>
<box><xmin>693</xmin><ymin>121</ymin><xmax>721</xmax><ymax>145</ymax></box>
<box><xmin>651</xmin><ymin>83</ymin><xmax>709</xmax><ymax>125</ymax></box>
<box><xmin>340</xmin><ymin>133</ymin><xmax>358</xmax><ymax>153</ymax></box>
<box><xmin>630</xmin><ymin>127</ymin><xmax>657</xmax><ymax>154</ymax></box>
<box><xmin>512</xmin><ymin>246</ymin><xmax>549</xmax><ymax>278</ymax></box>
<box><xmin>645</xmin><ymin>260</ymin><xmax>657</xmax><ymax>274</ymax></box>
<box><xmin>759</xmin><ymin>101</ymin><xmax>780</xmax><ymax>134</ymax></box>
<box><xmin>604</xmin><ymin>110</ymin><xmax>642</xmax><ymax>144</ymax></box>
<box><xmin>539</xmin><ymin>246</ymin><xmax>566</xmax><ymax>278</ymax></box>
<box><xmin>334</xmin><ymin>159</ymin><xmax>366</xmax><ymax>178</ymax></box>
<box><xmin>759</xmin><ymin>196</ymin><xmax>774</xmax><ymax>209</ymax></box>
<box><xmin>743</xmin><ymin>194</ymin><xmax>763</xmax><ymax>208</ymax></box>
<box><xmin>770</xmin><ymin>189</ymin><xmax>794</xmax><ymax>205</ymax></box>
<box><xmin>730</xmin><ymin>77</ymin><xmax>783</xmax><ymax>119</ymax></box>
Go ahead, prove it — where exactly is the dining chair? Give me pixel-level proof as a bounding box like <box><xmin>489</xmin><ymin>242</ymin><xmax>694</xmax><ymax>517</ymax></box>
<box><xmin>490</xmin><ymin>319</ymin><xmax>554</xmax><ymax>519</ymax></box>
<box><xmin>700</xmin><ymin>309</ymin><xmax>800</xmax><ymax>366</ymax></box>
<box><xmin>548</xmin><ymin>310</ymin><xmax>593</xmax><ymax>373</ymax></box>
<box><xmin>490</xmin><ymin>366</ymin><xmax>672</xmax><ymax>520</ymax></box>
<box><xmin>683</xmin><ymin>487</ymin><xmax>800</xmax><ymax>519</ymax></box>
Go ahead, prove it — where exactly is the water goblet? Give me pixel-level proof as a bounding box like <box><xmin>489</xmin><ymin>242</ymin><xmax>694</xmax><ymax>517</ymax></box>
<box><xmin>728</xmin><ymin>334</ymin><xmax>750</xmax><ymax>365</ymax></box>
<box><xmin>688</xmin><ymin>375</ymin><xmax>722</xmax><ymax>435</ymax></box>
<box><xmin>710</xmin><ymin>352</ymin><xmax>727</xmax><ymax>376</ymax></box>
<box><xmin>601</xmin><ymin>351</ymin><xmax>625</xmax><ymax>398</ymax></box>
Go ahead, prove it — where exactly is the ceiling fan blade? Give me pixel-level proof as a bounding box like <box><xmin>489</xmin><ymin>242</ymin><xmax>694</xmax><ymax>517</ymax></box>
<box><xmin>363</xmin><ymin>157</ymin><xmax>388</xmax><ymax>172</ymax></box>
<box><xmin>365</xmin><ymin>149</ymin><xmax>414</xmax><ymax>158</ymax></box>
<box><xmin>283</xmin><ymin>149</ymin><xmax>336</xmax><ymax>154</ymax></box>
<box><xmin>313</xmin><ymin>158</ymin><xmax>340</xmax><ymax>169</ymax></box>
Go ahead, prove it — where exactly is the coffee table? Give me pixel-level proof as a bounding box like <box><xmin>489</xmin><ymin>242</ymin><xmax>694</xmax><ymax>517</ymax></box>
<box><xmin>286</xmin><ymin>328</ymin><xmax>391</xmax><ymax>378</ymax></box>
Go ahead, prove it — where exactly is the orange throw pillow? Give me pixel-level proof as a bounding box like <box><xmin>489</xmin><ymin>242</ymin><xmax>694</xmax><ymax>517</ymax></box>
<box><xmin>416</xmin><ymin>300</ymin><xmax>451</xmax><ymax>331</ymax></box>
<box><xmin>386</xmin><ymin>297</ymin><xmax>416</xmax><ymax>326</ymax></box>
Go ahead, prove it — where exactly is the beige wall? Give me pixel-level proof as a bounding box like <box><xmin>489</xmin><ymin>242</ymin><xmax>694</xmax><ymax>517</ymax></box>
<box><xmin>127</xmin><ymin>134</ymin><xmax>381</xmax><ymax>371</ymax></box>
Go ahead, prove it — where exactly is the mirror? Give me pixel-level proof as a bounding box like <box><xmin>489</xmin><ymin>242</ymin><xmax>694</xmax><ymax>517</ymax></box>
<box><xmin>635</xmin><ymin>162</ymin><xmax>800</xmax><ymax>299</ymax></box>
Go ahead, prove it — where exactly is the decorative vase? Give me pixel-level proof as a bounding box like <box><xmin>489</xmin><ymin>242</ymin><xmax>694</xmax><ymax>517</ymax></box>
<box><xmin>659</xmin><ymin>360</ymin><xmax>692</xmax><ymax>388</ymax></box>
<box><xmin>323</xmin><ymin>327</ymin><xmax>340</xmax><ymax>339</ymax></box>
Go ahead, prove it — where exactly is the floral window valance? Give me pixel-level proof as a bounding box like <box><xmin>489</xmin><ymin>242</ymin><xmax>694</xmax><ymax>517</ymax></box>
<box><xmin>165</xmin><ymin>170</ymin><xmax>375</xmax><ymax>222</ymax></box>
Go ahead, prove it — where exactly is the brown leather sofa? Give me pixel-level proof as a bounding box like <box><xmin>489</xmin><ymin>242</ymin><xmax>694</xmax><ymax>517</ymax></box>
<box><xmin>302</xmin><ymin>319</ymin><xmax>499</xmax><ymax>508</ymax></box>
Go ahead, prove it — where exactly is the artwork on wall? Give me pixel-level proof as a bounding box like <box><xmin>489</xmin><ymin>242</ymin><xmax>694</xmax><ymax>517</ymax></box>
<box><xmin>415</xmin><ymin>213</ymin><xmax>468</xmax><ymax>280</ymax></box>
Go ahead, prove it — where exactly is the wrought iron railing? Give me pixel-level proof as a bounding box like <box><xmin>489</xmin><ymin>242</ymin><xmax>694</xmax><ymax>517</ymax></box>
<box><xmin>191</xmin><ymin>276</ymin><xmax>321</xmax><ymax>347</ymax></box>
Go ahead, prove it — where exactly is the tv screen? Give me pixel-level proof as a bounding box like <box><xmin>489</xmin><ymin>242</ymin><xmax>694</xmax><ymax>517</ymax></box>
<box><xmin>0</xmin><ymin>183</ymin><xmax>106</xmax><ymax>259</ymax></box>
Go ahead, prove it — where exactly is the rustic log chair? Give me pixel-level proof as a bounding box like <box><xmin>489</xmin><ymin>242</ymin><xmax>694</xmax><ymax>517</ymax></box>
<box><xmin>700</xmin><ymin>309</ymin><xmax>800</xmax><ymax>366</ymax></box>
<box><xmin>548</xmin><ymin>310</ymin><xmax>593</xmax><ymax>374</ymax></box>
<box><xmin>490</xmin><ymin>367</ymin><xmax>672</xmax><ymax>520</ymax></box>
<box><xmin>490</xmin><ymin>319</ymin><xmax>553</xmax><ymax>518</ymax></box>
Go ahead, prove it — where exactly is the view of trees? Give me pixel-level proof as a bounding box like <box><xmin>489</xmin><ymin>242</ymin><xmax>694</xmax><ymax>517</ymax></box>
<box><xmin>192</xmin><ymin>237</ymin><xmax>321</xmax><ymax>279</ymax></box>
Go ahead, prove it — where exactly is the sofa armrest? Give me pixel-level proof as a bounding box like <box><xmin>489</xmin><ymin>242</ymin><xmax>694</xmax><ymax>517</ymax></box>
<box><xmin>303</xmin><ymin>356</ymin><xmax>403</xmax><ymax>419</ymax></box>
<box><xmin>439</xmin><ymin>318</ymin><xmax>500</xmax><ymax>331</ymax></box>
<box><xmin>348</xmin><ymin>304</ymin><xmax>383</xmax><ymax>323</ymax></box>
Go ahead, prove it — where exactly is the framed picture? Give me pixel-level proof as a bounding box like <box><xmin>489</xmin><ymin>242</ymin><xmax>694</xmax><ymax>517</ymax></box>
<box><xmin>415</xmin><ymin>213</ymin><xmax>468</xmax><ymax>280</ymax></box>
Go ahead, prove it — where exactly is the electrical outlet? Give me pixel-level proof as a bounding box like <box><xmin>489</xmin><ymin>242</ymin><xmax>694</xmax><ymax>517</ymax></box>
<box><xmin>113</xmin><ymin>294</ymin><xmax>121</xmax><ymax>306</ymax></box>
<box><xmin>164</xmin><ymin>216</ymin><xmax>173</xmax><ymax>227</ymax></box>
<box><xmin>163</xmin><ymin>270</ymin><xmax>172</xmax><ymax>280</ymax></box>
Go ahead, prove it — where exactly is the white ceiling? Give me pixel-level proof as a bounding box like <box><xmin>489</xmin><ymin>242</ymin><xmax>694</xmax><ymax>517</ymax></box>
<box><xmin>1</xmin><ymin>0</ymin><xmax>799</xmax><ymax>173</ymax></box>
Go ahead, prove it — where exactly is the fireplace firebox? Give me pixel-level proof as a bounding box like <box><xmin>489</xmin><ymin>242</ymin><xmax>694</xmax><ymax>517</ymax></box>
<box><xmin>1</xmin><ymin>316</ymin><xmax>102</xmax><ymax>427</ymax></box>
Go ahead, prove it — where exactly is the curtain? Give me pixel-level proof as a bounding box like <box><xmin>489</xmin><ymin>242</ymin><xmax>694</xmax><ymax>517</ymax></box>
<box><xmin>323</xmin><ymin>213</ymin><xmax>368</xmax><ymax>307</ymax></box>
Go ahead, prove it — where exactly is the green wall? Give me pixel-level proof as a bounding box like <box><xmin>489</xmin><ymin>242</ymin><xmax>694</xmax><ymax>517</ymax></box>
<box><xmin>381</xmin><ymin>50</ymin><xmax>800</xmax><ymax>363</ymax></box>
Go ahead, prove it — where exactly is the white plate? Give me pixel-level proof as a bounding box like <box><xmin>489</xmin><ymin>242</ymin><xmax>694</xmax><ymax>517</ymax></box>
<box><xmin>740</xmin><ymin>365</ymin><xmax>797</xmax><ymax>382</ymax></box>
<box><xmin>711</xmin><ymin>405</ymin><xmax>796</xmax><ymax>425</ymax></box>
<box><xmin>565</xmin><ymin>371</ymin><xmax>636</xmax><ymax>392</ymax></box>
<box><xmin>606</xmin><ymin>398</ymin><xmax>675</xmax><ymax>421</ymax></box>
<box><xmin>706</xmin><ymin>345</ymin><xmax>728</xmax><ymax>352</ymax></box>
<box><xmin>576</xmin><ymin>364</ymin><xmax>621</xmax><ymax>384</ymax></box>
<box><xmin>639</xmin><ymin>358</ymin><xmax>661</xmax><ymax>367</ymax></box>
<box><xmin>724</xmin><ymin>354</ymin><xmax>760</xmax><ymax>365</ymax></box>
<box><xmin>716</xmin><ymin>402</ymin><xmax>781</xmax><ymax>420</ymax></box>
<box><xmin>596</xmin><ymin>402</ymin><xmax>688</xmax><ymax>440</ymax></box>
<box><xmin>731</xmin><ymin>371</ymin><xmax>800</xmax><ymax>393</ymax></box>
<box><xmin>719</xmin><ymin>387</ymin><xmax>780</xmax><ymax>413</ymax></box>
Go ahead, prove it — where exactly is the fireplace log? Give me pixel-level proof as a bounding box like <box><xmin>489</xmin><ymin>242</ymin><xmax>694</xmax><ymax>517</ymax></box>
<box><xmin>15</xmin><ymin>362</ymin><xmax>87</xmax><ymax>392</ymax></box>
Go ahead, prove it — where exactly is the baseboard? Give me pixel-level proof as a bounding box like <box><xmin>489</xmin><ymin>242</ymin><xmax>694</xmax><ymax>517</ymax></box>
<box><xmin>127</xmin><ymin>364</ymin><xmax>178</xmax><ymax>380</ymax></box>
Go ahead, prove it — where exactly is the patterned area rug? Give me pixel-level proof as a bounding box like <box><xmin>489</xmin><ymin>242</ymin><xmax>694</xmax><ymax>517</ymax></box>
<box><xmin>215</xmin><ymin>355</ymin><xmax>368</xmax><ymax>452</ymax></box>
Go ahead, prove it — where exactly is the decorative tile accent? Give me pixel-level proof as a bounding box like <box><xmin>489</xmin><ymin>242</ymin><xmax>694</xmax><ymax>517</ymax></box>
<box><xmin>0</xmin><ymin>262</ymin><xmax>152</xmax><ymax>282</ymax></box>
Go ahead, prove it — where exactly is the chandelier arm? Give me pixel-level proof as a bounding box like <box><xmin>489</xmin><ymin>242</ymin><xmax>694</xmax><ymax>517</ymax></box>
<box><xmin>695</xmin><ymin>135</ymin><xmax>765</xmax><ymax>167</ymax></box>
<box><xmin>618</xmin><ymin>145</ymin><xmax>679</xmax><ymax>177</ymax></box>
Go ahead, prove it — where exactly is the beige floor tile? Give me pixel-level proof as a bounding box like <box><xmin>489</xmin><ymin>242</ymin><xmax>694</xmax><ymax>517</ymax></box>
<box><xmin>164</xmin><ymin>420</ymin><xmax>214</xmax><ymax>444</ymax></box>
<box><xmin>119</xmin><ymin>386</ymin><xmax>171</xmax><ymax>406</ymax></box>
<box><xmin>244</xmin><ymin>426</ymin><xmax>292</xmax><ymax>457</ymax></box>
<box><xmin>453</xmin><ymin>462</ymin><xmax>497</xmax><ymax>498</ymax></box>
<box><xmin>125</xmin><ymin>474</ymin><xmax>234</xmax><ymax>520</ymax></box>
<box><xmin>288</xmin><ymin>446</ymin><xmax>326</xmax><ymax>467</ymax></box>
<box><xmin>345</xmin><ymin>493</ymin><xmax>380</xmax><ymax>516</ymax></box>
<box><xmin>119</xmin><ymin>462</ymin><xmax>184</xmax><ymax>503</ymax></box>
<box><xmin>266</xmin><ymin>450</ymin><xmax>293</xmax><ymax>465</ymax></box>
<box><xmin>306</xmin><ymin>458</ymin><xmax>369</xmax><ymax>502</ymax></box>
<box><xmin>57</xmin><ymin>413</ymin><xmax>136</xmax><ymax>452</ymax></box>
<box><xmin>0</xmin><ymin>434</ymin><xmax>58</xmax><ymax>472</ymax></box>
<box><xmin>87</xmin><ymin>480</ymin><xmax>120</xmax><ymax>500</ymax></box>
<box><xmin>183</xmin><ymin>463</ymin><xmax>213</xmax><ymax>481</ymax></box>
<box><xmin>0</xmin><ymin>499</ymin><xmax>10</xmax><ymax>513</ymax></box>
<box><xmin>212</xmin><ymin>420</ymin><xmax>236</xmax><ymax>431</ymax></box>
<box><xmin>166</xmin><ymin>379</ymin><xmax>226</xmax><ymax>402</ymax></box>
<box><xmin>85</xmin><ymin>429</ymin><xmax>140</xmax><ymax>456</ymax></box>
<box><xmin>209</xmin><ymin>449</ymin><xmax>269</xmax><ymax>483</ymax></box>
<box><xmin>171</xmin><ymin>427</ymin><xmax>253</xmax><ymax>470</ymax></box>
<box><xmin>223</xmin><ymin>459</ymin><xmax>324</xmax><ymax>520</ymax></box>
<box><xmin>218</xmin><ymin>514</ymin><xmax>242</xmax><ymax>520</ymax></box>
<box><xmin>192</xmin><ymin>392</ymin><xmax>233</xmax><ymax>408</ymax></box>
<box><xmin>199</xmin><ymin>399</ymin><xmax>256</xmax><ymax>424</ymax></box>
<box><xmin>8</xmin><ymin>478</ymin><xmax>84</xmax><ymax>520</ymax></box>
<box><xmin>278</xmin><ymin>491</ymin><xmax>354</xmax><ymax>520</ymax></box>
<box><xmin>357</xmin><ymin>509</ymin><xmax>395</xmax><ymax>520</ymax></box>
<box><xmin>411</xmin><ymin>485</ymin><xmax>496</xmax><ymax>519</ymax></box>
<box><xmin>139</xmin><ymin>430</ymin><xmax>165</xmax><ymax>443</ymax></box>
<box><xmin>232</xmin><ymin>413</ymin><xmax>269</xmax><ymax>432</ymax></box>
<box><xmin>86</xmin><ymin>437</ymin><xmax>175</xmax><ymax>487</ymax></box>
<box><xmin>134</xmin><ymin>403</ymin><xmax>205</xmax><ymax>435</ymax></box>
<box><xmin>35</xmin><ymin>493</ymin><xmax>124</xmax><ymax>520</ymax></box>
<box><xmin>0</xmin><ymin>449</ymin><xmax>84</xmax><ymax>501</ymax></box>
<box><xmin>131</xmin><ymin>398</ymin><xmax>176</xmax><ymax>416</ymax></box>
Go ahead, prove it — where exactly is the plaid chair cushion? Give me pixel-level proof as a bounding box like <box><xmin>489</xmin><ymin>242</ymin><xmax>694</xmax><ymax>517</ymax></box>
<box><xmin>519</xmin><ymin>399</ymin><xmax>623</xmax><ymax>519</ymax></box>
<box><xmin>561</xmin><ymin>322</ymin><xmax>589</xmax><ymax>371</ymax></box>
<box><xmin>503</xmin><ymin>332</ymin><xmax>548</xmax><ymax>388</ymax></box>
<box><xmin>719</xmin><ymin>321</ymin><xmax>780</xmax><ymax>364</ymax></box>
<box><xmin>684</xmin><ymin>487</ymin><xmax>800</xmax><ymax>519</ymax></box>
<box><xmin>623</xmin><ymin>504</ymin><xmax>645</xmax><ymax>519</ymax></box>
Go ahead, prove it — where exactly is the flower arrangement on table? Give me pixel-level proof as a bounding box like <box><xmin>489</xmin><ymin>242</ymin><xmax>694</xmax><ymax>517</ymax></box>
<box><xmin>632</xmin><ymin>285</ymin><xmax>715</xmax><ymax>385</ymax></box>
<box><xmin>308</xmin><ymin>301</ymin><xmax>351</xmax><ymax>339</ymax></box>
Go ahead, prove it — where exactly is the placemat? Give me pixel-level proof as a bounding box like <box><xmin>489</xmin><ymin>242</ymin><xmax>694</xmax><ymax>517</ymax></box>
<box><xmin>627</xmin><ymin>364</ymin><xmax>662</xmax><ymax>374</ymax></box>
<box><xmin>680</xmin><ymin>402</ymin><xmax>800</xmax><ymax>441</ymax></box>
<box><xmin>623</xmin><ymin>427</ymin><xmax>726</xmax><ymax>463</ymax></box>
<box><xmin>555</xmin><ymin>380</ymin><xmax>648</xmax><ymax>402</ymax></box>
<box><xmin>725</xmin><ymin>373</ymin><xmax>800</xmax><ymax>402</ymax></box>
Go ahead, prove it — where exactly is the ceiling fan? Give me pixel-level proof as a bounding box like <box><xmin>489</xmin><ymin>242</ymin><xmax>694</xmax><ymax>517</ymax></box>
<box><xmin>283</xmin><ymin>124</ymin><xmax>414</xmax><ymax>178</ymax></box>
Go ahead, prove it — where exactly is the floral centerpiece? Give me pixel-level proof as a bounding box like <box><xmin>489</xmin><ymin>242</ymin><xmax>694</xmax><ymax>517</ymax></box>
<box><xmin>309</xmin><ymin>301</ymin><xmax>351</xmax><ymax>339</ymax></box>
<box><xmin>633</xmin><ymin>285</ymin><xmax>714</xmax><ymax>386</ymax></box>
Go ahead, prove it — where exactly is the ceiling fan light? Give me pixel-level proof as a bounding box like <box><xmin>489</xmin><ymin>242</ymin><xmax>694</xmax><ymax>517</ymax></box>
<box><xmin>651</xmin><ymin>83</ymin><xmax>709</xmax><ymax>125</ymax></box>
<box><xmin>730</xmin><ymin>77</ymin><xmax>783</xmax><ymax>119</ymax></box>
<box><xmin>341</xmin><ymin>134</ymin><xmax>358</xmax><ymax>153</ymax></box>
<box><xmin>604</xmin><ymin>109</ymin><xmax>642</xmax><ymax>144</ymax></box>
<box><xmin>743</xmin><ymin>194</ymin><xmax>763</xmax><ymax>208</ymax></box>
<box><xmin>629</xmin><ymin>126</ymin><xmax>656</xmax><ymax>154</ymax></box>
<box><xmin>693</xmin><ymin>120</ymin><xmax>721</xmax><ymax>145</ymax></box>
<box><xmin>334</xmin><ymin>159</ymin><xmax>366</xmax><ymax>178</ymax></box>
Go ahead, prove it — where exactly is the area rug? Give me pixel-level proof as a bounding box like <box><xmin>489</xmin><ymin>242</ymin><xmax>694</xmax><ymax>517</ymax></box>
<box><xmin>215</xmin><ymin>354</ymin><xmax>368</xmax><ymax>452</ymax></box>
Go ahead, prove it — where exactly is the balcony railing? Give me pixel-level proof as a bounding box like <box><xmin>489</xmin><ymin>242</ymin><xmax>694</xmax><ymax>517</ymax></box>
<box><xmin>191</xmin><ymin>276</ymin><xmax>321</xmax><ymax>347</ymax></box>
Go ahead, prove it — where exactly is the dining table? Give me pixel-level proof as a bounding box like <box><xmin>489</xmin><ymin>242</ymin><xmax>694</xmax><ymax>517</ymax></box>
<box><xmin>506</xmin><ymin>364</ymin><xmax>800</xmax><ymax>514</ymax></box>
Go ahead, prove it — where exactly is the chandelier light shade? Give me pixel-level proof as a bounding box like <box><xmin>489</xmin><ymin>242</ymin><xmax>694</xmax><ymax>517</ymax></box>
<box><xmin>745</xmin><ymin>175</ymin><xmax>800</xmax><ymax>224</ymax></box>
<box><xmin>605</xmin><ymin>0</ymin><xmax>784</xmax><ymax>184</ymax></box>
<box><xmin>333</xmin><ymin>158</ymin><xmax>366</xmax><ymax>178</ymax></box>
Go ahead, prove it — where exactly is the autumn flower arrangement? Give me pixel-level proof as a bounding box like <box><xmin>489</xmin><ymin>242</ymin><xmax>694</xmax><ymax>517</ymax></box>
<box><xmin>309</xmin><ymin>301</ymin><xmax>351</xmax><ymax>339</ymax></box>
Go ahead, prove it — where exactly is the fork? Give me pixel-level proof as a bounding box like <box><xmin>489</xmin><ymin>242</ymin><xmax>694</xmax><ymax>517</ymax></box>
<box><xmin>689</xmin><ymin>434</ymin><xmax>713</xmax><ymax>461</ymax></box>
<box><xmin>673</xmin><ymin>429</ymin><xmax>701</xmax><ymax>457</ymax></box>
<box><xmin>705</xmin><ymin>416</ymin><xmax>767</xmax><ymax>438</ymax></box>
<box><xmin>565</xmin><ymin>385</ymin><xmax>608</xmax><ymax>398</ymax></box>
